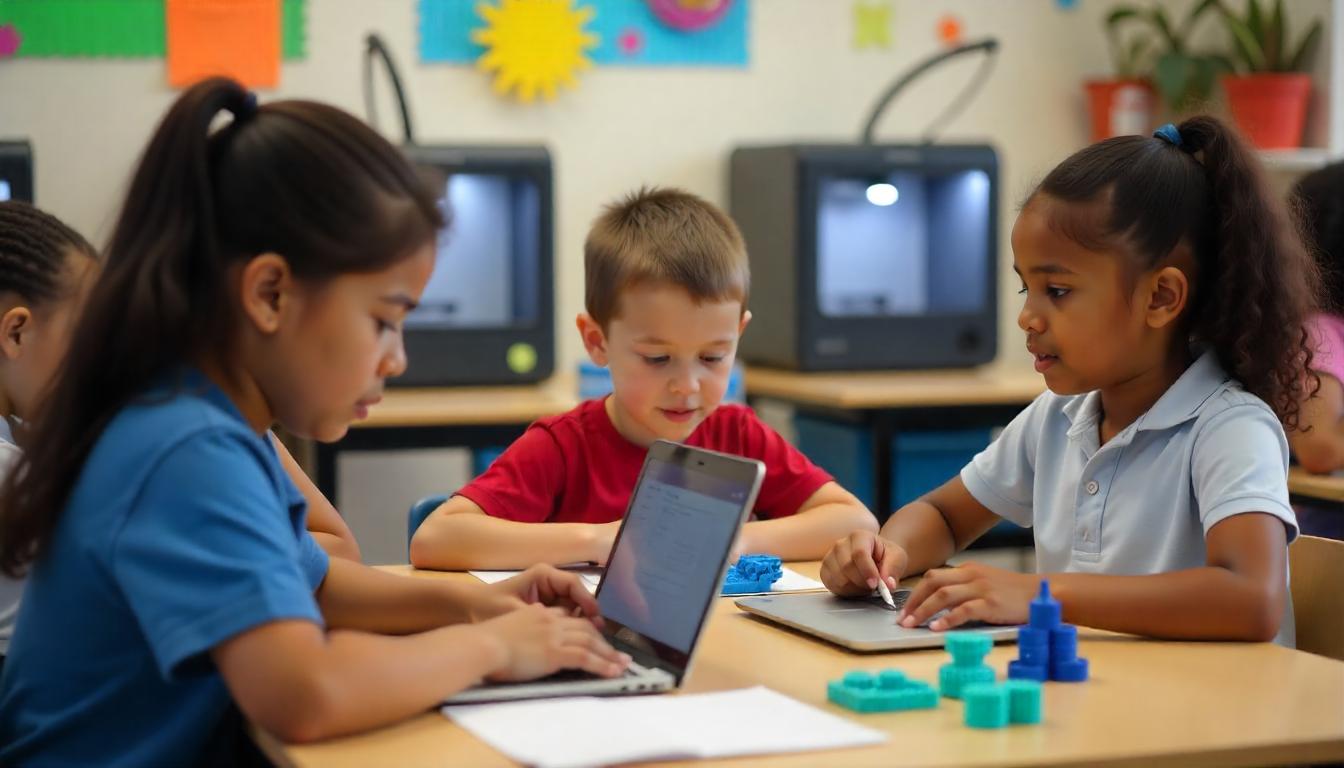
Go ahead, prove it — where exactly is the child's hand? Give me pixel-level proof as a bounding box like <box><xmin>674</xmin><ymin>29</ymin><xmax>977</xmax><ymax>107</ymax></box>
<box><xmin>897</xmin><ymin>562</ymin><xmax>1037</xmax><ymax>631</ymax></box>
<box><xmin>590</xmin><ymin>520</ymin><xmax>624</xmax><ymax>565</ymax></box>
<box><xmin>478</xmin><ymin>604</ymin><xmax>631</xmax><ymax>683</ymax></box>
<box><xmin>820</xmin><ymin>531</ymin><xmax>908</xmax><ymax>597</ymax></box>
<box><xmin>484</xmin><ymin>564</ymin><xmax>603</xmax><ymax>628</ymax></box>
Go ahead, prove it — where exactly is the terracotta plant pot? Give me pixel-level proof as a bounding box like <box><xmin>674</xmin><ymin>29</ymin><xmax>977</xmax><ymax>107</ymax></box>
<box><xmin>1221</xmin><ymin>73</ymin><xmax>1312</xmax><ymax>149</ymax></box>
<box><xmin>1084</xmin><ymin>79</ymin><xmax>1155</xmax><ymax>143</ymax></box>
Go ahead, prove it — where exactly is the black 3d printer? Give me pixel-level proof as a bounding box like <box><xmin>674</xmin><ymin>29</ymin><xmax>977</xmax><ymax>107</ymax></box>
<box><xmin>0</xmin><ymin>141</ymin><xmax>33</xmax><ymax>203</ymax></box>
<box><xmin>365</xmin><ymin>35</ymin><xmax>553</xmax><ymax>387</ymax></box>
<box><xmin>731</xmin><ymin>40</ymin><xmax>1001</xmax><ymax>371</ymax></box>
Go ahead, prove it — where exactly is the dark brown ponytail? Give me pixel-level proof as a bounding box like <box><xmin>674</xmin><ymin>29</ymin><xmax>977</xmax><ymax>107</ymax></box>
<box><xmin>0</xmin><ymin>78</ymin><xmax>443</xmax><ymax>576</ymax></box>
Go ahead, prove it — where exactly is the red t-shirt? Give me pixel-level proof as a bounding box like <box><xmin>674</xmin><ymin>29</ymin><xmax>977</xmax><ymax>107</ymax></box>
<box><xmin>457</xmin><ymin>398</ymin><xmax>833</xmax><ymax>524</ymax></box>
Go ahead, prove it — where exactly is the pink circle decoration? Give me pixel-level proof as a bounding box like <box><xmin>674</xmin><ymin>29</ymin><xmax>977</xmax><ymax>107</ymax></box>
<box><xmin>618</xmin><ymin>27</ymin><xmax>643</xmax><ymax>56</ymax></box>
<box><xmin>647</xmin><ymin>0</ymin><xmax>732</xmax><ymax>32</ymax></box>
<box><xmin>0</xmin><ymin>25</ymin><xmax>20</xmax><ymax>58</ymax></box>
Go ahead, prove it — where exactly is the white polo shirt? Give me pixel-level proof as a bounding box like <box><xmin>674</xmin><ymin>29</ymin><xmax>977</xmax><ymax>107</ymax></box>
<box><xmin>961</xmin><ymin>351</ymin><xmax>1297</xmax><ymax>646</ymax></box>
<box><xmin>0</xmin><ymin>419</ymin><xmax>23</xmax><ymax>655</ymax></box>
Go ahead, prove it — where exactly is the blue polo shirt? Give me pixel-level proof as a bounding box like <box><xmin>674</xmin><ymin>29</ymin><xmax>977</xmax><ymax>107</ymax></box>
<box><xmin>0</xmin><ymin>370</ymin><xmax>330</xmax><ymax>766</ymax></box>
<box><xmin>962</xmin><ymin>351</ymin><xmax>1298</xmax><ymax>645</ymax></box>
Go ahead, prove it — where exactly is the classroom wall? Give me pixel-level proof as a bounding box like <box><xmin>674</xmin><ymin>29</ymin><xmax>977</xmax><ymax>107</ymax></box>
<box><xmin>1</xmin><ymin>0</ymin><xmax>1333</xmax><ymax>562</ymax></box>
<box><xmin>0</xmin><ymin>0</ymin><xmax>1128</xmax><ymax>371</ymax></box>
<box><xmin>3</xmin><ymin>0</ymin><xmax>1334</xmax><ymax>371</ymax></box>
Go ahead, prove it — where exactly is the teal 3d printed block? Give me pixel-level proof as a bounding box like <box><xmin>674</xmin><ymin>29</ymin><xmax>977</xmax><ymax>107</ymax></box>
<box><xmin>962</xmin><ymin>682</ymin><xmax>1009</xmax><ymax>728</ymax></box>
<box><xmin>827</xmin><ymin>669</ymin><xmax>939</xmax><ymax>713</ymax></box>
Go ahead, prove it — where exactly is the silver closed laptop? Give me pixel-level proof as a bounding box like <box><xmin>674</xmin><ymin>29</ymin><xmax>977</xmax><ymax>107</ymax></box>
<box><xmin>735</xmin><ymin>590</ymin><xmax>1018</xmax><ymax>652</ymax></box>
<box><xmin>444</xmin><ymin>440</ymin><xmax>765</xmax><ymax>704</ymax></box>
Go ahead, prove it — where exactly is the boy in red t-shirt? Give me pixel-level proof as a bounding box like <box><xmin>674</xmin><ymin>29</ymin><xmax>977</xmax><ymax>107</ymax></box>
<box><xmin>410</xmin><ymin>187</ymin><xmax>877</xmax><ymax>569</ymax></box>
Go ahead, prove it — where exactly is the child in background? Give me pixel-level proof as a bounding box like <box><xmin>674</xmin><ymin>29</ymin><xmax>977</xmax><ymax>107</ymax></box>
<box><xmin>411</xmin><ymin>187</ymin><xmax>877</xmax><ymax>570</ymax></box>
<box><xmin>1286</xmin><ymin>159</ymin><xmax>1344</xmax><ymax>539</ymax></box>
<box><xmin>0</xmin><ymin>79</ymin><xmax>626</xmax><ymax>766</ymax></box>
<box><xmin>821</xmin><ymin>117</ymin><xmax>1314</xmax><ymax>645</ymax></box>
<box><xmin>0</xmin><ymin>201</ymin><xmax>98</xmax><ymax>676</ymax></box>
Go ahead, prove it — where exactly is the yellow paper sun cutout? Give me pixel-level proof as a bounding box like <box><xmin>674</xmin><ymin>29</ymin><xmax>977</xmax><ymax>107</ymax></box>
<box><xmin>472</xmin><ymin>0</ymin><xmax>599</xmax><ymax>103</ymax></box>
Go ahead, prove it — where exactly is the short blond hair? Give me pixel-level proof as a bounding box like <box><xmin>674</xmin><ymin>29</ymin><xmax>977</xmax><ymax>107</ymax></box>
<box><xmin>584</xmin><ymin>186</ymin><xmax>749</xmax><ymax>328</ymax></box>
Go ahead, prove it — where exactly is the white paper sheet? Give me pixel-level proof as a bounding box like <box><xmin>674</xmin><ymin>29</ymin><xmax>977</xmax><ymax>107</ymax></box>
<box><xmin>469</xmin><ymin>567</ymin><xmax>603</xmax><ymax>594</ymax></box>
<box><xmin>470</xmin><ymin>565</ymin><xmax>823</xmax><ymax>596</ymax></box>
<box><xmin>729</xmin><ymin>566</ymin><xmax>826</xmax><ymax>595</ymax></box>
<box><xmin>443</xmin><ymin>686</ymin><xmax>885</xmax><ymax>768</ymax></box>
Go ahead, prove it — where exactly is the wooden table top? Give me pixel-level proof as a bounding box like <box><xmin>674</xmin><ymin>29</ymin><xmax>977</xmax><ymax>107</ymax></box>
<box><xmin>743</xmin><ymin>366</ymin><xmax>1046</xmax><ymax>410</ymax></box>
<box><xmin>257</xmin><ymin>563</ymin><xmax>1344</xmax><ymax>768</ymax></box>
<box><xmin>348</xmin><ymin>367</ymin><xmax>1047</xmax><ymax>430</ymax></box>
<box><xmin>356</xmin><ymin>377</ymin><xmax>579</xmax><ymax>429</ymax></box>
<box><xmin>1288</xmin><ymin>466</ymin><xmax>1344</xmax><ymax>503</ymax></box>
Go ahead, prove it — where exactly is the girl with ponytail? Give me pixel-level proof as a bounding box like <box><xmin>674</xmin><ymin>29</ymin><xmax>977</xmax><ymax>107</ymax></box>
<box><xmin>0</xmin><ymin>79</ymin><xmax>626</xmax><ymax>765</ymax></box>
<box><xmin>822</xmin><ymin>116</ymin><xmax>1316</xmax><ymax>646</ymax></box>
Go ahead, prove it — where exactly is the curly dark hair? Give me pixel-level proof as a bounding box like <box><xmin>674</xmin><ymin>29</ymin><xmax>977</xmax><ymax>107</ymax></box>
<box><xmin>0</xmin><ymin>200</ymin><xmax>96</xmax><ymax>303</ymax></box>
<box><xmin>1292</xmin><ymin>160</ymin><xmax>1344</xmax><ymax>313</ymax></box>
<box><xmin>1030</xmin><ymin>115</ymin><xmax>1319</xmax><ymax>431</ymax></box>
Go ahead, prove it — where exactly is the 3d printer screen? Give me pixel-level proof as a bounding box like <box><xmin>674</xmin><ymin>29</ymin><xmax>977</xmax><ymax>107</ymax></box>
<box><xmin>816</xmin><ymin>170</ymin><xmax>990</xmax><ymax>318</ymax></box>
<box><xmin>0</xmin><ymin>180</ymin><xmax>10</xmax><ymax>201</ymax></box>
<box><xmin>407</xmin><ymin>173</ymin><xmax>541</xmax><ymax>329</ymax></box>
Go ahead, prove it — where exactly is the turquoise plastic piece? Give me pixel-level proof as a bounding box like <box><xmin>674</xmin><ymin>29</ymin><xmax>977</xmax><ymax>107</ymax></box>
<box><xmin>827</xmin><ymin>669</ymin><xmax>939</xmax><ymax>713</ymax></box>
<box><xmin>1005</xmin><ymin>680</ymin><xmax>1043</xmax><ymax>724</ymax></box>
<box><xmin>945</xmin><ymin>631</ymin><xmax>993</xmax><ymax>663</ymax></box>
<box><xmin>939</xmin><ymin>662</ymin><xmax>995</xmax><ymax>699</ymax></box>
<box><xmin>963</xmin><ymin>683</ymin><xmax>1009</xmax><ymax>728</ymax></box>
<box><xmin>940</xmin><ymin>630</ymin><xmax>997</xmax><ymax>698</ymax></box>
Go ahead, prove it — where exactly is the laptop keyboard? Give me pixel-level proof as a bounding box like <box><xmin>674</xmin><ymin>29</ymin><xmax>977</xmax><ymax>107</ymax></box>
<box><xmin>862</xmin><ymin>590</ymin><xmax>911</xmax><ymax>611</ymax></box>
<box><xmin>532</xmin><ymin>663</ymin><xmax>643</xmax><ymax>684</ymax></box>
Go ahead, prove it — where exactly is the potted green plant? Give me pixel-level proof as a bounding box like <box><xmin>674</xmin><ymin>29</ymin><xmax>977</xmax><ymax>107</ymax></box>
<box><xmin>1088</xmin><ymin>1</ymin><xmax>1223</xmax><ymax>142</ymax></box>
<box><xmin>1216</xmin><ymin>0</ymin><xmax>1323</xmax><ymax>149</ymax></box>
<box><xmin>1085</xmin><ymin>6</ymin><xmax>1156</xmax><ymax>141</ymax></box>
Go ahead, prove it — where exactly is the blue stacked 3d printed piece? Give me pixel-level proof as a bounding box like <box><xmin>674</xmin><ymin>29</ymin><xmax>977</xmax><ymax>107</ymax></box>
<box><xmin>1007</xmin><ymin>580</ymin><xmax>1090</xmax><ymax>683</ymax></box>
<box><xmin>827</xmin><ymin>669</ymin><xmax>940</xmax><ymax>713</ymax></box>
<box><xmin>721</xmin><ymin>554</ymin><xmax>784</xmax><ymax>595</ymax></box>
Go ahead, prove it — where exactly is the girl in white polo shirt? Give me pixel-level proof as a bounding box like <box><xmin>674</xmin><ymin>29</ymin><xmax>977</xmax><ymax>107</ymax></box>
<box><xmin>822</xmin><ymin>116</ymin><xmax>1313</xmax><ymax>644</ymax></box>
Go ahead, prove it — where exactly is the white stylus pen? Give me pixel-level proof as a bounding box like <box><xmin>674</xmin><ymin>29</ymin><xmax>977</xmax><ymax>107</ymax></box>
<box><xmin>875</xmin><ymin>576</ymin><xmax>896</xmax><ymax>609</ymax></box>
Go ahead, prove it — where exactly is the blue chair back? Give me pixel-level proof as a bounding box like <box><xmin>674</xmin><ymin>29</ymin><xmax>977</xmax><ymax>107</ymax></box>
<box><xmin>407</xmin><ymin>494</ymin><xmax>450</xmax><ymax>554</ymax></box>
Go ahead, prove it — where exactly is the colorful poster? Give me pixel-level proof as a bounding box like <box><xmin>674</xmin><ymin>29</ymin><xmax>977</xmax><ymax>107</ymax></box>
<box><xmin>0</xmin><ymin>0</ymin><xmax>305</xmax><ymax>59</ymax></box>
<box><xmin>420</xmin><ymin>0</ymin><xmax>748</xmax><ymax>67</ymax></box>
<box><xmin>167</xmin><ymin>0</ymin><xmax>281</xmax><ymax>88</ymax></box>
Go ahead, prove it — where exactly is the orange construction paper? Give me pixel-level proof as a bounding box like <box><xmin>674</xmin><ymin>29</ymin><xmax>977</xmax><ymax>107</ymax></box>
<box><xmin>166</xmin><ymin>0</ymin><xmax>281</xmax><ymax>89</ymax></box>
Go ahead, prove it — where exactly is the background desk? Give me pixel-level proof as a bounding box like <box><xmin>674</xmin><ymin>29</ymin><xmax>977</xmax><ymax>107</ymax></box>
<box><xmin>314</xmin><ymin>379</ymin><xmax>578</xmax><ymax>502</ymax></box>
<box><xmin>257</xmin><ymin>563</ymin><xmax>1344</xmax><ymax>768</ymax></box>
<box><xmin>1288</xmin><ymin>466</ymin><xmax>1344</xmax><ymax>504</ymax></box>
<box><xmin>745</xmin><ymin>366</ymin><xmax>1044</xmax><ymax>524</ymax></box>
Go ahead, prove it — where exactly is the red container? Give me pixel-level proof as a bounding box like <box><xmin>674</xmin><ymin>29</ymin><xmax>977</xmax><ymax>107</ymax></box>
<box><xmin>1221</xmin><ymin>73</ymin><xmax>1312</xmax><ymax>149</ymax></box>
<box><xmin>1084</xmin><ymin>79</ymin><xmax>1155</xmax><ymax>143</ymax></box>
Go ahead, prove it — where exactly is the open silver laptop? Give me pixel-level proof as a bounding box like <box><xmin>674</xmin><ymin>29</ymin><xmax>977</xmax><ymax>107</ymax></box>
<box><xmin>444</xmin><ymin>440</ymin><xmax>765</xmax><ymax>704</ymax></box>
<box><xmin>735</xmin><ymin>590</ymin><xmax>1018</xmax><ymax>652</ymax></box>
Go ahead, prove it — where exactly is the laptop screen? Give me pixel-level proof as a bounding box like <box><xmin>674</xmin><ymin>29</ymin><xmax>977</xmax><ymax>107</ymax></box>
<box><xmin>597</xmin><ymin>444</ymin><xmax>760</xmax><ymax>671</ymax></box>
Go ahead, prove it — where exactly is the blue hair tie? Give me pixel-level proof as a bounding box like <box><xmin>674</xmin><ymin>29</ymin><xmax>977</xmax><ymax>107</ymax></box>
<box><xmin>1153</xmin><ymin>123</ymin><xmax>1182</xmax><ymax>148</ymax></box>
<box><xmin>236</xmin><ymin>91</ymin><xmax>259</xmax><ymax>121</ymax></box>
